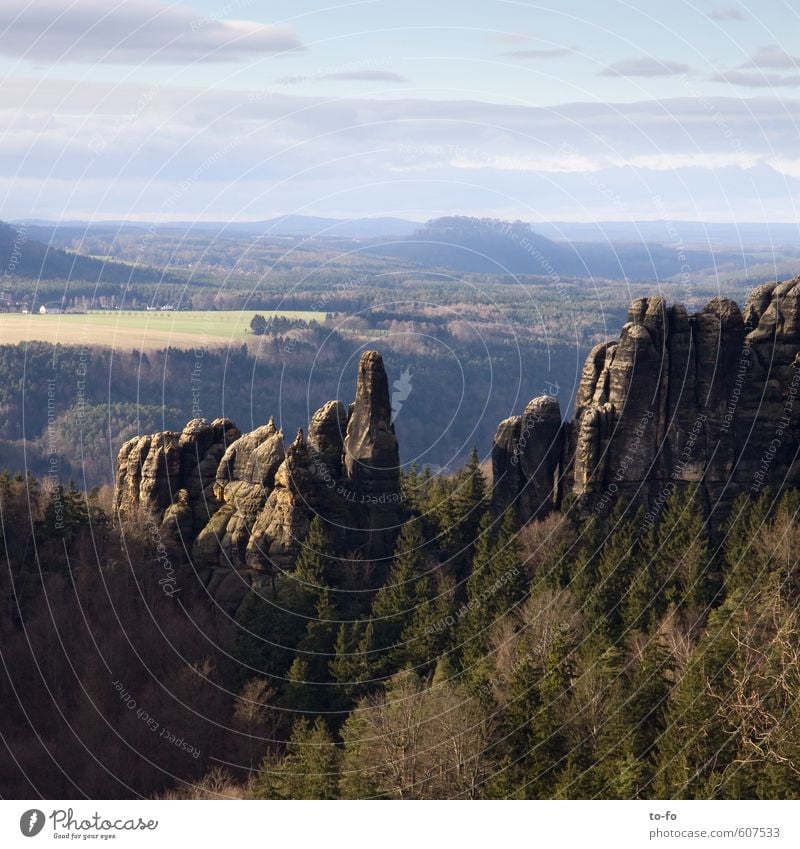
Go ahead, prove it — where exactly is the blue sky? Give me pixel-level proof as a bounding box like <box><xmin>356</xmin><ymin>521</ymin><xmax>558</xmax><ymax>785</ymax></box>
<box><xmin>1</xmin><ymin>0</ymin><xmax>799</xmax><ymax>222</ymax></box>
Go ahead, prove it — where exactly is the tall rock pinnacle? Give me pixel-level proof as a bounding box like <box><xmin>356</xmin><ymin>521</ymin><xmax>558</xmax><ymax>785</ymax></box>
<box><xmin>343</xmin><ymin>350</ymin><xmax>401</xmax><ymax>494</ymax></box>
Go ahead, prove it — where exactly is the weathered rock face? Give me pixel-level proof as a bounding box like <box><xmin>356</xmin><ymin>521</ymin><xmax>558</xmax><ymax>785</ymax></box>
<box><xmin>492</xmin><ymin>396</ymin><xmax>563</xmax><ymax>522</ymax></box>
<box><xmin>193</xmin><ymin>419</ymin><xmax>284</xmax><ymax>576</ymax></box>
<box><xmin>492</xmin><ymin>277</ymin><xmax>800</xmax><ymax>528</ymax></box>
<box><xmin>342</xmin><ymin>350</ymin><xmax>403</xmax><ymax>556</ymax></box>
<box><xmin>114</xmin><ymin>417</ymin><xmax>240</xmax><ymax>541</ymax></box>
<box><xmin>308</xmin><ymin>400</ymin><xmax>348</xmax><ymax>480</ymax></box>
<box><xmin>246</xmin><ymin>428</ymin><xmax>321</xmax><ymax>572</ymax></box>
<box><xmin>113</xmin><ymin>351</ymin><xmax>403</xmax><ymax>611</ymax></box>
<box><xmin>343</xmin><ymin>351</ymin><xmax>400</xmax><ymax>491</ymax></box>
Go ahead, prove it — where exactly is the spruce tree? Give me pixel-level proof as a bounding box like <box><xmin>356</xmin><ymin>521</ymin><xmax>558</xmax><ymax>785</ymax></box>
<box><xmin>722</xmin><ymin>491</ymin><xmax>769</xmax><ymax>598</ymax></box>
<box><xmin>253</xmin><ymin>716</ymin><xmax>340</xmax><ymax>799</ymax></box>
<box><xmin>401</xmin><ymin>571</ymin><xmax>457</xmax><ymax>672</ymax></box>
<box><xmin>653</xmin><ymin>602</ymin><xmax>739</xmax><ymax>798</ymax></box>
<box><xmin>371</xmin><ymin>518</ymin><xmax>434</xmax><ymax>670</ymax></box>
<box><xmin>292</xmin><ymin>515</ymin><xmax>337</xmax><ymax>617</ymax></box>
<box><xmin>654</xmin><ymin>486</ymin><xmax>712</xmax><ymax>612</ymax></box>
<box><xmin>590</xmin><ymin>502</ymin><xmax>642</xmax><ymax>642</ymax></box>
<box><xmin>445</xmin><ymin>447</ymin><xmax>488</xmax><ymax>575</ymax></box>
<box><xmin>460</xmin><ymin>509</ymin><xmax>525</xmax><ymax>673</ymax></box>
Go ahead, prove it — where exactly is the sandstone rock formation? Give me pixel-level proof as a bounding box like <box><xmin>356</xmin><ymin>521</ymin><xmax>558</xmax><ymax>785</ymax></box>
<box><xmin>114</xmin><ymin>417</ymin><xmax>240</xmax><ymax>545</ymax></box>
<box><xmin>342</xmin><ymin>351</ymin><xmax>403</xmax><ymax>556</ymax></box>
<box><xmin>114</xmin><ymin>278</ymin><xmax>800</xmax><ymax>614</ymax></box>
<box><xmin>491</xmin><ymin>395</ymin><xmax>563</xmax><ymax>523</ymax></box>
<box><xmin>492</xmin><ymin>276</ymin><xmax>800</xmax><ymax>528</ymax></box>
<box><xmin>114</xmin><ymin>351</ymin><xmax>402</xmax><ymax>612</ymax></box>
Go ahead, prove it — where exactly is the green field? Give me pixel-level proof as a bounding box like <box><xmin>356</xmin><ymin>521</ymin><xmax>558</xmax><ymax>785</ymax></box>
<box><xmin>0</xmin><ymin>310</ymin><xmax>327</xmax><ymax>349</ymax></box>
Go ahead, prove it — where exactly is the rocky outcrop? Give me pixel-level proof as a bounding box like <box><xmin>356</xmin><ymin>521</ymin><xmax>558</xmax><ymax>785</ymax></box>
<box><xmin>343</xmin><ymin>351</ymin><xmax>398</xmax><ymax>486</ymax></box>
<box><xmin>308</xmin><ymin>400</ymin><xmax>349</xmax><ymax>480</ymax></box>
<box><xmin>192</xmin><ymin>419</ymin><xmax>284</xmax><ymax>576</ymax></box>
<box><xmin>246</xmin><ymin>428</ymin><xmax>321</xmax><ymax>572</ymax></box>
<box><xmin>114</xmin><ymin>417</ymin><xmax>240</xmax><ymax>546</ymax></box>
<box><xmin>492</xmin><ymin>396</ymin><xmax>563</xmax><ymax>522</ymax></box>
<box><xmin>114</xmin><ymin>351</ymin><xmax>403</xmax><ymax>612</ymax></box>
<box><xmin>492</xmin><ymin>277</ymin><xmax>800</xmax><ymax>529</ymax></box>
<box><xmin>342</xmin><ymin>351</ymin><xmax>403</xmax><ymax>556</ymax></box>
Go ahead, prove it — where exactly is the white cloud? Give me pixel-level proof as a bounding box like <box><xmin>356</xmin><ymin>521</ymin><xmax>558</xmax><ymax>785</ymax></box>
<box><xmin>599</xmin><ymin>57</ymin><xmax>692</xmax><ymax>77</ymax></box>
<box><xmin>767</xmin><ymin>157</ymin><xmax>800</xmax><ymax>178</ymax></box>
<box><xmin>490</xmin><ymin>33</ymin><xmax>534</xmax><ymax>45</ymax></box>
<box><xmin>0</xmin><ymin>0</ymin><xmax>302</xmax><ymax>64</ymax></box>
<box><xmin>743</xmin><ymin>45</ymin><xmax>800</xmax><ymax>70</ymax></box>
<box><xmin>708</xmin><ymin>7</ymin><xmax>745</xmax><ymax>21</ymax></box>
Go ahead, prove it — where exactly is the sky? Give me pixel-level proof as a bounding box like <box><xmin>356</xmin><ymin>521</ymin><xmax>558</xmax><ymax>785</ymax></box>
<box><xmin>1</xmin><ymin>0</ymin><xmax>799</xmax><ymax>223</ymax></box>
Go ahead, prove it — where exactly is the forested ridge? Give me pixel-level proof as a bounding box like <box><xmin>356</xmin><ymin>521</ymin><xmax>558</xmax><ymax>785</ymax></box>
<box><xmin>2</xmin><ymin>456</ymin><xmax>799</xmax><ymax>799</ymax></box>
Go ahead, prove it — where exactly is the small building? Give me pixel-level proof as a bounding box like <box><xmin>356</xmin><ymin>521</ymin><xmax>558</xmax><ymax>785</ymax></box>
<box><xmin>39</xmin><ymin>303</ymin><xmax>62</xmax><ymax>315</ymax></box>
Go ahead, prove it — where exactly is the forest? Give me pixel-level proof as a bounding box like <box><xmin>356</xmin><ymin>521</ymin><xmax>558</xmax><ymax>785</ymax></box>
<box><xmin>3</xmin><ymin>215</ymin><xmax>799</xmax><ymax>802</ymax></box>
<box><xmin>2</xmin><ymin>455</ymin><xmax>799</xmax><ymax>799</ymax></box>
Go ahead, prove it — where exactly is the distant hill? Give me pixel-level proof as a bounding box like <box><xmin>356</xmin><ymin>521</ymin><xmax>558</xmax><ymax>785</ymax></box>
<box><xmin>17</xmin><ymin>215</ymin><xmax>420</xmax><ymax>243</ymax></box>
<box><xmin>534</xmin><ymin>220</ymin><xmax>800</xmax><ymax>247</ymax></box>
<box><xmin>247</xmin><ymin>215</ymin><xmax>418</xmax><ymax>238</ymax></box>
<box><xmin>0</xmin><ymin>220</ymin><xmax>166</xmax><ymax>283</ymax></box>
<box><xmin>14</xmin><ymin>215</ymin><xmax>788</xmax><ymax>283</ymax></box>
<box><xmin>367</xmin><ymin>216</ymin><xmax>763</xmax><ymax>281</ymax></box>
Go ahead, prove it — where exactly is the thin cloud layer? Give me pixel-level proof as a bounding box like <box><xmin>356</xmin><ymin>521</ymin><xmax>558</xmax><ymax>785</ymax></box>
<box><xmin>318</xmin><ymin>70</ymin><xmax>408</xmax><ymax>83</ymax></box>
<box><xmin>275</xmin><ymin>68</ymin><xmax>407</xmax><ymax>85</ymax></box>
<box><xmin>0</xmin><ymin>0</ymin><xmax>302</xmax><ymax>64</ymax></box>
<box><xmin>501</xmin><ymin>48</ymin><xmax>574</xmax><ymax>59</ymax></box>
<box><xmin>599</xmin><ymin>57</ymin><xmax>692</xmax><ymax>77</ymax></box>
<box><xmin>2</xmin><ymin>79</ymin><xmax>798</xmax><ymax>219</ymax></box>
<box><xmin>712</xmin><ymin>70</ymin><xmax>800</xmax><ymax>87</ymax></box>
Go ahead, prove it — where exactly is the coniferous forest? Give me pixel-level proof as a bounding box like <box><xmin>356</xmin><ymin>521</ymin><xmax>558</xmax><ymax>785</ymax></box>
<box><xmin>3</xmin><ymin>453</ymin><xmax>800</xmax><ymax>799</ymax></box>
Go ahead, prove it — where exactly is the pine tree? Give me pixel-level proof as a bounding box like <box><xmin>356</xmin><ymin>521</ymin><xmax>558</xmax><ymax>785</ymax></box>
<box><xmin>654</xmin><ymin>486</ymin><xmax>712</xmax><ymax>612</ymax></box>
<box><xmin>722</xmin><ymin>492</ymin><xmax>769</xmax><ymax>598</ymax></box>
<box><xmin>253</xmin><ymin>716</ymin><xmax>340</xmax><ymax>799</ymax></box>
<box><xmin>401</xmin><ymin>571</ymin><xmax>457</xmax><ymax>672</ymax></box>
<box><xmin>566</xmin><ymin>513</ymin><xmax>604</xmax><ymax>609</ymax></box>
<box><xmin>234</xmin><ymin>588</ymin><xmax>306</xmax><ymax>686</ymax></box>
<box><xmin>489</xmin><ymin>636</ymin><xmax>571</xmax><ymax>799</ymax></box>
<box><xmin>444</xmin><ymin>447</ymin><xmax>487</xmax><ymax>575</ymax></box>
<box><xmin>282</xmin><ymin>657</ymin><xmax>316</xmax><ymax>715</ymax></box>
<box><xmin>292</xmin><ymin>515</ymin><xmax>337</xmax><ymax>617</ymax></box>
<box><xmin>625</xmin><ymin>637</ymin><xmax>673</xmax><ymax>772</ymax></box>
<box><xmin>653</xmin><ymin>603</ymin><xmax>739</xmax><ymax>798</ymax></box>
<box><xmin>460</xmin><ymin>509</ymin><xmax>525</xmax><ymax>672</ymax></box>
<box><xmin>400</xmin><ymin>461</ymin><xmax>421</xmax><ymax>511</ymax></box>
<box><xmin>524</xmin><ymin>631</ymin><xmax>572</xmax><ymax>797</ymax></box>
<box><xmin>286</xmin><ymin>588</ymin><xmax>342</xmax><ymax>715</ymax></box>
<box><xmin>371</xmin><ymin>518</ymin><xmax>434</xmax><ymax>670</ymax></box>
<box><xmin>485</xmin><ymin>656</ymin><xmax>539</xmax><ymax>799</ymax></box>
<box><xmin>330</xmin><ymin>618</ymin><xmax>387</xmax><ymax>693</ymax></box>
<box><xmin>590</xmin><ymin>502</ymin><xmax>642</xmax><ymax>642</ymax></box>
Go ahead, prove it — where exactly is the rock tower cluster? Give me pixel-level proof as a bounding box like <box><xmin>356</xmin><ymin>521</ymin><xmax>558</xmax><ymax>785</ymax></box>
<box><xmin>492</xmin><ymin>278</ymin><xmax>800</xmax><ymax>526</ymax></box>
<box><xmin>114</xmin><ymin>351</ymin><xmax>402</xmax><ymax>611</ymax></box>
<box><xmin>115</xmin><ymin>278</ymin><xmax>800</xmax><ymax>611</ymax></box>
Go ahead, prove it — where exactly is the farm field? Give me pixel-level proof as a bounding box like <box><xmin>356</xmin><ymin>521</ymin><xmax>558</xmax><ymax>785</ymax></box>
<box><xmin>0</xmin><ymin>310</ymin><xmax>327</xmax><ymax>349</ymax></box>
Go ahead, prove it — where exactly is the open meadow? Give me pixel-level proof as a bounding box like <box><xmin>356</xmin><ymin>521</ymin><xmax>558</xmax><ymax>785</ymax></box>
<box><xmin>0</xmin><ymin>309</ymin><xmax>327</xmax><ymax>349</ymax></box>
